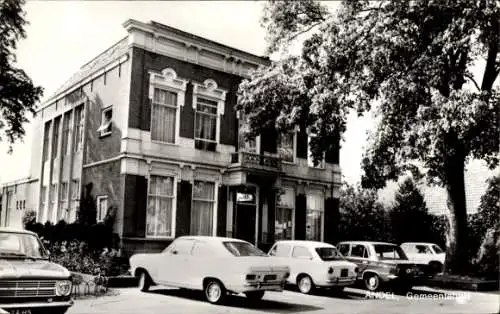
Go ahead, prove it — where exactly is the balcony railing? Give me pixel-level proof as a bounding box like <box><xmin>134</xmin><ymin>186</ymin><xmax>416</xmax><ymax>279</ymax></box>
<box><xmin>230</xmin><ymin>151</ymin><xmax>281</xmax><ymax>172</ymax></box>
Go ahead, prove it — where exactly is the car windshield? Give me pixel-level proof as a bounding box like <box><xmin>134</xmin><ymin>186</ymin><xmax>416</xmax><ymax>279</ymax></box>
<box><xmin>315</xmin><ymin>247</ymin><xmax>345</xmax><ymax>261</ymax></box>
<box><xmin>223</xmin><ymin>241</ymin><xmax>266</xmax><ymax>257</ymax></box>
<box><xmin>0</xmin><ymin>232</ymin><xmax>48</xmax><ymax>259</ymax></box>
<box><xmin>374</xmin><ymin>244</ymin><xmax>407</xmax><ymax>260</ymax></box>
<box><xmin>432</xmin><ymin>245</ymin><xmax>444</xmax><ymax>254</ymax></box>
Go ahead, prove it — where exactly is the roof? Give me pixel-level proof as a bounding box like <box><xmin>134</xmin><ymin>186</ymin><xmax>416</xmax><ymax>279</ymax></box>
<box><xmin>177</xmin><ymin>236</ymin><xmax>247</xmax><ymax>243</ymax></box>
<box><xmin>400</xmin><ymin>242</ymin><xmax>438</xmax><ymax>246</ymax></box>
<box><xmin>275</xmin><ymin>240</ymin><xmax>335</xmax><ymax>248</ymax></box>
<box><xmin>0</xmin><ymin>228</ymin><xmax>36</xmax><ymax>236</ymax></box>
<box><xmin>337</xmin><ymin>241</ymin><xmax>397</xmax><ymax>246</ymax></box>
<box><xmin>41</xmin><ymin>36</ymin><xmax>129</xmax><ymax>107</ymax></box>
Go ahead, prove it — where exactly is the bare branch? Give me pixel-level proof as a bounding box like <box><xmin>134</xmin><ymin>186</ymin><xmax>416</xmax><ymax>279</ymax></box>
<box><xmin>465</xmin><ymin>73</ymin><xmax>481</xmax><ymax>91</ymax></box>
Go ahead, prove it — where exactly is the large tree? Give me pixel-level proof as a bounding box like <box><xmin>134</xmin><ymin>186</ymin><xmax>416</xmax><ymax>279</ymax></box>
<box><xmin>237</xmin><ymin>0</ymin><xmax>499</xmax><ymax>274</ymax></box>
<box><xmin>0</xmin><ymin>0</ymin><xmax>43</xmax><ymax>151</ymax></box>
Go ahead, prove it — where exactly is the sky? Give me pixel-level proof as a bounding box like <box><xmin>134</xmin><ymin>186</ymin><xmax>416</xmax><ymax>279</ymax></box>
<box><xmin>0</xmin><ymin>1</ymin><xmax>495</xmax><ymax>213</ymax></box>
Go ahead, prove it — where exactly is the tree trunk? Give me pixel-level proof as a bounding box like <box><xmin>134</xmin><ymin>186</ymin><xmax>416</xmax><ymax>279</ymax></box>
<box><xmin>443</xmin><ymin>152</ymin><xmax>470</xmax><ymax>274</ymax></box>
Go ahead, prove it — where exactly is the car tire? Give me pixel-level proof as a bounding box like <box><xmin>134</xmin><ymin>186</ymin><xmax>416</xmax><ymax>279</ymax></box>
<box><xmin>363</xmin><ymin>273</ymin><xmax>381</xmax><ymax>292</ymax></box>
<box><xmin>297</xmin><ymin>274</ymin><xmax>315</xmax><ymax>294</ymax></box>
<box><xmin>204</xmin><ymin>279</ymin><xmax>227</xmax><ymax>304</ymax></box>
<box><xmin>138</xmin><ymin>271</ymin><xmax>152</xmax><ymax>292</ymax></box>
<box><xmin>429</xmin><ymin>261</ymin><xmax>443</xmax><ymax>274</ymax></box>
<box><xmin>245</xmin><ymin>290</ymin><xmax>265</xmax><ymax>301</ymax></box>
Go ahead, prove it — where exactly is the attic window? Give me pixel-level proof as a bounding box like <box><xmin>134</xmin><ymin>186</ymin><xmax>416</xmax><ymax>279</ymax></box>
<box><xmin>97</xmin><ymin>107</ymin><xmax>113</xmax><ymax>137</ymax></box>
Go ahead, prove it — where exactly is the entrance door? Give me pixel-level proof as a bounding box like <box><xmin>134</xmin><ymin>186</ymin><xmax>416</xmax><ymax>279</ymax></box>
<box><xmin>235</xmin><ymin>203</ymin><xmax>256</xmax><ymax>244</ymax></box>
<box><xmin>234</xmin><ymin>189</ymin><xmax>257</xmax><ymax>244</ymax></box>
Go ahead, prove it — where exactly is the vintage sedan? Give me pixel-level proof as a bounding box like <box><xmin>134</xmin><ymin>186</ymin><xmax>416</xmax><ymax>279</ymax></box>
<box><xmin>0</xmin><ymin>228</ymin><xmax>73</xmax><ymax>314</ymax></box>
<box><xmin>268</xmin><ymin>240</ymin><xmax>358</xmax><ymax>294</ymax></box>
<box><xmin>337</xmin><ymin>241</ymin><xmax>432</xmax><ymax>292</ymax></box>
<box><xmin>400</xmin><ymin>242</ymin><xmax>445</xmax><ymax>274</ymax></box>
<box><xmin>129</xmin><ymin>236</ymin><xmax>290</xmax><ymax>304</ymax></box>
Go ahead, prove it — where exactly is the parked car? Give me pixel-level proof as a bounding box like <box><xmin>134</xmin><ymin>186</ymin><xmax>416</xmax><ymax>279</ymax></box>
<box><xmin>129</xmin><ymin>236</ymin><xmax>290</xmax><ymax>304</ymax></box>
<box><xmin>337</xmin><ymin>241</ymin><xmax>432</xmax><ymax>292</ymax></box>
<box><xmin>0</xmin><ymin>228</ymin><xmax>73</xmax><ymax>314</ymax></box>
<box><xmin>400</xmin><ymin>242</ymin><xmax>445</xmax><ymax>274</ymax></box>
<box><xmin>268</xmin><ymin>240</ymin><xmax>358</xmax><ymax>294</ymax></box>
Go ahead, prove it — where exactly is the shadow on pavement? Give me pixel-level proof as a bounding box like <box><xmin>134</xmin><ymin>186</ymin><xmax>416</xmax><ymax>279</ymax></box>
<box><xmin>149</xmin><ymin>288</ymin><xmax>324</xmax><ymax>313</ymax></box>
<box><xmin>285</xmin><ymin>286</ymin><xmax>368</xmax><ymax>300</ymax></box>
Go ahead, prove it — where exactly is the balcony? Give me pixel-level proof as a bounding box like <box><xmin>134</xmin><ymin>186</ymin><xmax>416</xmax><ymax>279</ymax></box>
<box><xmin>229</xmin><ymin>151</ymin><xmax>282</xmax><ymax>173</ymax></box>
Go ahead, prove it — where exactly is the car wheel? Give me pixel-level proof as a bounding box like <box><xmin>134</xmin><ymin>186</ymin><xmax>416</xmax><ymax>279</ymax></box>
<box><xmin>204</xmin><ymin>279</ymin><xmax>226</xmax><ymax>304</ymax></box>
<box><xmin>429</xmin><ymin>261</ymin><xmax>443</xmax><ymax>274</ymax></box>
<box><xmin>364</xmin><ymin>273</ymin><xmax>381</xmax><ymax>291</ymax></box>
<box><xmin>138</xmin><ymin>271</ymin><xmax>152</xmax><ymax>292</ymax></box>
<box><xmin>245</xmin><ymin>290</ymin><xmax>265</xmax><ymax>301</ymax></box>
<box><xmin>297</xmin><ymin>274</ymin><xmax>315</xmax><ymax>294</ymax></box>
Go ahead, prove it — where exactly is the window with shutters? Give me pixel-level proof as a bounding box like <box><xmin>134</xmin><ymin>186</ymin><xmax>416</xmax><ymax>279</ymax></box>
<box><xmin>146</xmin><ymin>175</ymin><xmax>176</xmax><ymax>238</ymax></box>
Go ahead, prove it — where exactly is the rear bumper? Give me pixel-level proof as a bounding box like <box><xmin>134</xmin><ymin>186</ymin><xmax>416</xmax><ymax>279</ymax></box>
<box><xmin>0</xmin><ymin>300</ymin><xmax>73</xmax><ymax>309</ymax></box>
<box><xmin>229</xmin><ymin>281</ymin><xmax>286</xmax><ymax>293</ymax></box>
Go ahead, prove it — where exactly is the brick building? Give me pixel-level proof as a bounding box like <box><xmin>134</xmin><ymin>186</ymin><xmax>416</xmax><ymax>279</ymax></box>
<box><xmin>29</xmin><ymin>20</ymin><xmax>342</xmax><ymax>254</ymax></box>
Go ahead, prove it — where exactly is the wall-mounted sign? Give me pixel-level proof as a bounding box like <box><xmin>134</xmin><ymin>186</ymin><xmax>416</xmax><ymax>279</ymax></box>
<box><xmin>236</xmin><ymin>192</ymin><xmax>254</xmax><ymax>203</ymax></box>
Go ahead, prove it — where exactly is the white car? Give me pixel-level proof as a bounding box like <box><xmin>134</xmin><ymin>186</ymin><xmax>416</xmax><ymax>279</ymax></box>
<box><xmin>400</xmin><ymin>242</ymin><xmax>445</xmax><ymax>273</ymax></box>
<box><xmin>268</xmin><ymin>240</ymin><xmax>358</xmax><ymax>294</ymax></box>
<box><xmin>129</xmin><ymin>236</ymin><xmax>290</xmax><ymax>304</ymax></box>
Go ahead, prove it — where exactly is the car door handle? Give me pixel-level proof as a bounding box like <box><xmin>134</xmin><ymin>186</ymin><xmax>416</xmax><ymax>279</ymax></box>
<box><xmin>172</xmin><ymin>250</ymin><xmax>178</xmax><ymax>255</ymax></box>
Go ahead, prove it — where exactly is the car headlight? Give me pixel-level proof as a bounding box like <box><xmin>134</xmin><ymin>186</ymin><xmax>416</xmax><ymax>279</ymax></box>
<box><xmin>56</xmin><ymin>280</ymin><xmax>72</xmax><ymax>296</ymax></box>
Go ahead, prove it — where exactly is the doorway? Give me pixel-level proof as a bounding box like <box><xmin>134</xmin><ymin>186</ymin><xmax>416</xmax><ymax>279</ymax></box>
<box><xmin>234</xmin><ymin>188</ymin><xmax>257</xmax><ymax>244</ymax></box>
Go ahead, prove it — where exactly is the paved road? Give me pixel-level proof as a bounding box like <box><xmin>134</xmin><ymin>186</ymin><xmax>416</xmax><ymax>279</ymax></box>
<box><xmin>68</xmin><ymin>286</ymin><xmax>499</xmax><ymax>314</ymax></box>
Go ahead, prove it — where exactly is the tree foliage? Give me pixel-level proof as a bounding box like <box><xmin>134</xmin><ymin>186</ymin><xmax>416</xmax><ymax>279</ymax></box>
<box><xmin>389</xmin><ymin>177</ymin><xmax>442</xmax><ymax>245</ymax></box>
<box><xmin>238</xmin><ymin>0</ymin><xmax>499</xmax><ymax>274</ymax></box>
<box><xmin>338</xmin><ymin>183</ymin><xmax>391</xmax><ymax>242</ymax></box>
<box><xmin>0</xmin><ymin>0</ymin><xmax>43</xmax><ymax>150</ymax></box>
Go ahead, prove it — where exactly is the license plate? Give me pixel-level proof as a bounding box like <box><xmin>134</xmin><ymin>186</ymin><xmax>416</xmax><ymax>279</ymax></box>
<box><xmin>9</xmin><ymin>310</ymin><xmax>32</xmax><ymax>314</ymax></box>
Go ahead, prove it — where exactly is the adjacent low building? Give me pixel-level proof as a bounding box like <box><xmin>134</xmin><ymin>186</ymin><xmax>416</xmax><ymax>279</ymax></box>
<box><xmin>0</xmin><ymin>177</ymin><xmax>39</xmax><ymax>229</ymax></box>
<box><xmin>27</xmin><ymin>19</ymin><xmax>342</xmax><ymax>254</ymax></box>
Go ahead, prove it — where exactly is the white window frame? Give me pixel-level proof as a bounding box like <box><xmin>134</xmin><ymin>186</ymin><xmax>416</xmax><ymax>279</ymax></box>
<box><xmin>307</xmin><ymin>135</ymin><xmax>325</xmax><ymax>169</ymax></box>
<box><xmin>192</xmin><ymin>79</ymin><xmax>227</xmax><ymax>150</ymax></box>
<box><xmin>275</xmin><ymin>186</ymin><xmax>295</xmax><ymax>240</ymax></box>
<box><xmin>191</xmin><ymin>180</ymin><xmax>218</xmax><ymax>236</ymax></box>
<box><xmin>146</xmin><ymin>174</ymin><xmax>178</xmax><ymax>239</ymax></box>
<box><xmin>96</xmin><ymin>195</ymin><xmax>108</xmax><ymax>223</ymax></box>
<box><xmin>148</xmin><ymin>68</ymin><xmax>188</xmax><ymax>145</ymax></box>
<box><xmin>97</xmin><ymin>106</ymin><xmax>113</xmax><ymax>137</ymax></box>
<box><xmin>306</xmin><ymin>190</ymin><xmax>325</xmax><ymax>242</ymax></box>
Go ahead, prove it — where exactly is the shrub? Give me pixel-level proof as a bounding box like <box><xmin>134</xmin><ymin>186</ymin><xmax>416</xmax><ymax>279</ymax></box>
<box><xmin>22</xmin><ymin>210</ymin><xmax>37</xmax><ymax>228</ymax></box>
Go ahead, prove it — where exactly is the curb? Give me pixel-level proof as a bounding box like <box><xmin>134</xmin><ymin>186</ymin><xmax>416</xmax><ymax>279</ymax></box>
<box><xmin>426</xmin><ymin>278</ymin><xmax>499</xmax><ymax>292</ymax></box>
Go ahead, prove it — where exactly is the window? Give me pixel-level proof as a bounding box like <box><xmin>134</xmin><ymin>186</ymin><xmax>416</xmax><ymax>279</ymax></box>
<box><xmin>42</xmin><ymin>121</ymin><xmax>51</xmax><ymax>162</ymax></box>
<box><xmin>51</xmin><ymin>117</ymin><xmax>60</xmax><ymax>159</ymax></box>
<box><xmin>71</xmin><ymin>180</ymin><xmax>80</xmax><ymax>200</ymax></box>
<box><xmin>191</xmin><ymin>181</ymin><xmax>216</xmax><ymax>236</ymax></box>
<box><xmin>315</xmin><ymin>247</ymin><xmax>344</xmax><ymax>261</ymax></box>
<box><xmin>62</xmin><ymin>111</ymin><xmax>72</xmax><ymax>156</ymax></box>
<box><xmin>147</xmin><ymin>175</ymin><xmax>175</xmax><ymax>238</ymax></box>
<box><xmin>60</xmin><ymin>182</ymin><xmax>68</xmax><ymax>201</ymax></box>
<box><xmin>169</xmin><ymin>239</ymin><xmax>194</xmax><ymax>255</ymax></box>
<box><xmin>223</xmin><ymin>241</ymin><xmax>266</xmax><ymax>257</ymax></box>
<box><xmin>96</xmin><ymin>196</ymin><xmax>108</xmax><ymax>223</ymax></box>
<box><xmin>269</xmin><ymin>243</ymin><xmax>292</xmax><ymax>257</ymax></box>
<box><xmin>306</xmin><ymin>192</ymin><xmax>324</xmax><ymax>241</ymax></box>
<box><xmin>97</xmin><ymin>107</ymin><xmax>113</xmax><ymax>137</ymax></box>
<box><xmin>238</xmin><ymin>120</ymin><xmax>257</xmax><ymax>153</ymax></box>
<box><xmin>292</xmin><ymin>246</ymin><xmax>312</xmax><ymax>259</ymax></box>
<box><xmin>275</xmin><ymin>187</ymin><xmax>295</xmax><ymax>240</ymax></box>
<box><xmin>279</xmin><ymin>132</ymin><xmax>295</xmax><ymax>163</ymax></box>
<box><xmin>40</xmin><ymin>186</ymin><xmax>47</xmax><ymax>210</ymax></box>
<box><xmin>307</xmin><ymin>136</ymin><xmax>325</xmax><ymax>168</ymax></box>
<box><xmin>194</xmin><ymin>97</ymin><xmax>217</xmax><ymax>151</ymax></box>
<box><xmin>351</xmin><ymin>245</ymin><xmax>369</xmax><ymax>258</ymax></box>
<box><xmin>374</xmin><ymin>244</ymin><xmax>406</xmax><ymax>260</ymax></box>
<box><xmin>338</xmin><ymin>244</ymin><xmax>350</xmax><ymax>256</ymax></box>
<box><xmin>432</xmin><ymin>244</ymin><xmax>444</xmax><ymax>254</ymax></box>
<box><xmin>50</xmin><ymin>184</ymin><xmax>57</xmax><ymax>204</ymax></box>
<box><xmin>415</xmin><ymin>245</ymin><xmax>432</xmax><ymax>254</ymax></box>
<box><xmin>151</xmin><ymin>88</ymin><xmax>177</xmax><ymax>143</ymax></box>
<box><xmin>73</xmin><ymin>105</ymin><xmax>84</xmax><ymax>152</ymax></box>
